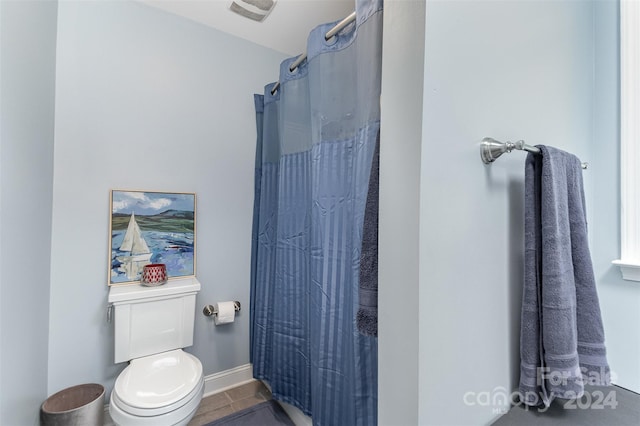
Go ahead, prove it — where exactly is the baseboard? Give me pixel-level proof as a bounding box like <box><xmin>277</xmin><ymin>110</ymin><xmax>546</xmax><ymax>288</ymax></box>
<box><xmin>203</xmin><ymin>363</ymin><xmax>254</xmax><ymax>397</ymax></box>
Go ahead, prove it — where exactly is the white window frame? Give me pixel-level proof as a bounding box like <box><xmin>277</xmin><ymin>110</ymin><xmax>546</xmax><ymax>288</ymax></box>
<box><xmin>613</xmin><ymin>0</ymin><xmax>640</xmax><ymax>281</ymax></box>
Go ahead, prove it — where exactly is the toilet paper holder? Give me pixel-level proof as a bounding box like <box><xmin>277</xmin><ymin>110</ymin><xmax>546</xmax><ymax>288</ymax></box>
<box><xmin>203</xmin><ymin>301</ymin><xmax>241</xmax><ymax>317</ymax></box>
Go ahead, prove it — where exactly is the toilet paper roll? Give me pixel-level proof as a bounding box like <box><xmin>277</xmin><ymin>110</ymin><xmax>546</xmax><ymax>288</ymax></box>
<box><xmin>214</xmin><ymin>301</ymin><xmax>236</xmax><ymax>325</ymax></box>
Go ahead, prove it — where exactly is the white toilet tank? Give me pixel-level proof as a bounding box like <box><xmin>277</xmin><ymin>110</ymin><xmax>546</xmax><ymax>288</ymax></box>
<box><xmin>108</xmin><ymin>277</ymin><xmax>201</xmax><ymax>364</ymax></box>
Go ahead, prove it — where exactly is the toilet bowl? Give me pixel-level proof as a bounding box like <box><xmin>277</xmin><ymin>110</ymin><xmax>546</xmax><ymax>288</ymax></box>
<box><xmin>108</xmin><ymin>278</ymin><xmax>203</xmax><ymax>426</ymax></box>
<box><xmin>109</xmin><ymin>350</ymin><xmax>204</xmax><ymax>426</ymax></box>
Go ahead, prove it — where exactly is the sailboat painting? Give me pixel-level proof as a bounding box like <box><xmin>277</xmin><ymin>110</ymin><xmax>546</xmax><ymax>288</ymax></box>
<box><xmin>109</xmin><ymin>190</ymin><xmax>196</xmax><ymax>285</ymax></box>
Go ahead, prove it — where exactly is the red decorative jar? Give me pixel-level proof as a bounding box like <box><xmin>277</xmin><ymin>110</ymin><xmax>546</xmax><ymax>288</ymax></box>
<box><xmin>141</xmin><ymin>264</ymin><xmax>167</xmax><ymax>287</ymax></box>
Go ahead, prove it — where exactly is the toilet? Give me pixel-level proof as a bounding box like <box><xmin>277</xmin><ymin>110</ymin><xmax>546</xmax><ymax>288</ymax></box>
<box><xmin>108</xmin><ymin>277</ymin><xmax>204</xmax><ymax>426</ymax></box>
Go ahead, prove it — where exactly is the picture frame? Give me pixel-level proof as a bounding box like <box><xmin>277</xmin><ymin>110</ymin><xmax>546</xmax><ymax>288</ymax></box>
<box><xmin>108</xmin><ymin>190</ymin><xmax>196</xmax><ymax>286</ymax></box>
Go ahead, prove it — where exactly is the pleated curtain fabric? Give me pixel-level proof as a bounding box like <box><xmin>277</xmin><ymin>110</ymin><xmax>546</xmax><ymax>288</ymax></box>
<box><xmin>250</xmin><ymin>1</ymin><xmax>382</xmax><ymax>425</ymax></box>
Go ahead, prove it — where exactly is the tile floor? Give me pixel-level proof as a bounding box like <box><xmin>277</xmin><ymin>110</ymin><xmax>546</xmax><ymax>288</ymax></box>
<box><xmin>492</xmin><ymin>385</ymin><xmax>640</xmax><ymax>426</ymax></box>
<box><xmin>188</xmin><ymin>380</ymin><xmax>273</xmax><ymax>426</ymax></box>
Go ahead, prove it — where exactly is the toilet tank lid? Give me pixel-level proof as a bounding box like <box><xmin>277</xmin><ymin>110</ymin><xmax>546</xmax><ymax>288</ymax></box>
<box><xmin>108</xmin><ymin>277</ymin><xmax>201</xmax><ymax>304</ymax></box>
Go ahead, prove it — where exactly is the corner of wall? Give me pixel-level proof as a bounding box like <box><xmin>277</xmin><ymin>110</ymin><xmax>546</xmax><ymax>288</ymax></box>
<box><xmin>0</xmin><ymin>0</ymin><xmax>58</xmax><ymax>424</ymax></box>
<box><xmin>378</xmin><ymin>1</ymin><xmax>426</xmax><ymax>424</ymax></box>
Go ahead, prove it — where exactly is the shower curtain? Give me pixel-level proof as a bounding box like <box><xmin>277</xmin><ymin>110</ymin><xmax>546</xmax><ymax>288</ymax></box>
<box><xmin>250</xmin><ymin>1</ymin><xmax>382</xmax><ymax>425</ymax></box>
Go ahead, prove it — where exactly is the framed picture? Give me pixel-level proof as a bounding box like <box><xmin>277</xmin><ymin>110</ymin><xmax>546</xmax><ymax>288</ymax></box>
<box><xmin>108</xmin><ymin>190</ymin><xmax>196</xmax><ymax>286</ymax></box>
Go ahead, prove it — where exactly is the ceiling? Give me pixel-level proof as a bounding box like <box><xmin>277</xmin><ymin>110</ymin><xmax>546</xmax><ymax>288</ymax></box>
<box><xmin>140</xmin><ymin>0</ymin><xmax>355</xmax><ymax>56</ymax></box>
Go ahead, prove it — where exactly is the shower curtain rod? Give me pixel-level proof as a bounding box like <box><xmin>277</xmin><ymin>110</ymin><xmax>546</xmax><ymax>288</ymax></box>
<box><xmin>270</xmin><ymin>11</ymin><xmax>357</xmax><ymax>95</ymax></box>
<box><xmin>480</xmin><ymin>137</ymin><xmax>588</xmax><ymax>169</ymax></box>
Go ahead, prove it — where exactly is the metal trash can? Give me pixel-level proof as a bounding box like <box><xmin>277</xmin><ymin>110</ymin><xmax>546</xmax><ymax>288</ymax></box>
<box><xmin>40</xmin><ymin>383</ymin><xmax>105</xmax><ymax>426</ymax></box>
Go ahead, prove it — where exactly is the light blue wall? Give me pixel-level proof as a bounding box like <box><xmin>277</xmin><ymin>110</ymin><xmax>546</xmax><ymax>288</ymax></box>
<box><xmin>419</xmin><ymin>1</ymin><xmax>595</xmax><ymax>424</ymax></box>
<box><xmin>591</xmin><ymin>0</ymin><xmax>640</xmax><ymax>393</ymax></box>
<box><xmin>381</xmin><ymin>1</ymin><xmax>604</xmax><ymax>424</ymax></box>
<box><xmin>0</xmin><ymin>1</ymin><xmax>58</xmax><ymax>424</ymax></box>
<box><xmin>47</xmin><ymin>0</ymin><xmax>286</xmax><ymax>397</ymax></box>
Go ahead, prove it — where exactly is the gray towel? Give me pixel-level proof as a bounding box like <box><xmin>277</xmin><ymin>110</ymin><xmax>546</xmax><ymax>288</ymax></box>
<box><xmin>519</xmin><ymin>145</ymin><xmax>610</xmax><ymax>407</ymax></box>
<box><xmin>357</xmin><ymin>131</ymin><xmax>379</xmax><ymax>337</ymax></box>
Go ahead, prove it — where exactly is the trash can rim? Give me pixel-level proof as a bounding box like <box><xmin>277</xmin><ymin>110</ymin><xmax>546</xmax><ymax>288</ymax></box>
<box><xmin>41</xmin><ymin>383</ymin><xmax>105</xmax><ymax>414</ymax></box>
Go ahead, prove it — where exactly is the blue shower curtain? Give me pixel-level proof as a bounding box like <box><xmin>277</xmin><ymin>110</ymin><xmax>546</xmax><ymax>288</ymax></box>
<box><xmin>250</xmin><ymin>1</ymin><xmax>382</xmax><ymax>425</ymax></box>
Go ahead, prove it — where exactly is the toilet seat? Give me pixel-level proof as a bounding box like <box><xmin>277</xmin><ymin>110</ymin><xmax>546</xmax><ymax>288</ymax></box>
<box><xmin>111</xmin><ymin>349</ymin><xmax>203</xmax><ymax>419</ymax></box>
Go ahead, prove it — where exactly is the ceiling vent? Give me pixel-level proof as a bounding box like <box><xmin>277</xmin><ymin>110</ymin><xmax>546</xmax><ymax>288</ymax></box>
<box><xmin>229</xmin><ymin>0</ymin><xmax>277</xmax><ymax>22</ymax></box>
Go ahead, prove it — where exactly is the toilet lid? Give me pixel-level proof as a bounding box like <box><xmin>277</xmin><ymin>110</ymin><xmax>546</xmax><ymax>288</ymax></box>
<box><xmin>114</xmin><ymin>349</ymin><xmax>202</xmax><ymax>410</ymax></box>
